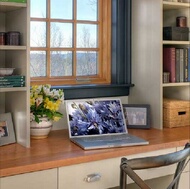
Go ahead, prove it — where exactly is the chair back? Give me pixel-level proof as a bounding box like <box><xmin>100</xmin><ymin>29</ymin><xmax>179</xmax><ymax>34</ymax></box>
<box><xmin>120</xmin><ymin>143</ymin><xmax>190</xmax><ymax>189</ymax></box>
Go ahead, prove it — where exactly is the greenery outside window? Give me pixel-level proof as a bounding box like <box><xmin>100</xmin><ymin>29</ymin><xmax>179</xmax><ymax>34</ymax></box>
<box><xmin>30</xmin><ymin>0</ymin><xmax>133</xmax><ymax>99</ymax></box>
<box><xmin>30</xmin><ymin>0</ymin><xmax>111</xmax><ymax>85</ymax></box>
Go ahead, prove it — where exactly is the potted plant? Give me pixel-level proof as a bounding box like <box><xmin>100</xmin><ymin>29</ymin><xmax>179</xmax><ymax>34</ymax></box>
<box><xmin>30</xmin><ymin>84</ymin><xmax>64</xmax><ymax>139</ymax></box>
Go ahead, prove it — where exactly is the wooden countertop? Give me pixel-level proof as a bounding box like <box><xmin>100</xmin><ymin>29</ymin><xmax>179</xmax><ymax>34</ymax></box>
<box><xmin>0</xmin><ymin>127</ymin><xmax>189</xmax><ymax>177</ymax></box>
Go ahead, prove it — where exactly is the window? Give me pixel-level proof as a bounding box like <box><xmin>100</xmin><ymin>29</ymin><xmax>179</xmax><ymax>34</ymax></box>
<box><xmin>30</xmin><ymin>0</ymin><xmax>133</xmax><ymax>99</ymax></box>
<box><xmin>30</xmin><ymin>0</ymin><xmax>111</xmax><ymax>86</ymax></box>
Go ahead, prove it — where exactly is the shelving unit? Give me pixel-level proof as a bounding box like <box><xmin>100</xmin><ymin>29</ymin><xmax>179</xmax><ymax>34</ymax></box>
<box><xmin>0</xmin><ymin>1</ymin><xmax>30</xmax><ymax>147</ymax></box>
<box><xmin>130</xmin><ymin>0</ymin><xmax>190</xmax><ymax>130</ymax></box>
<box><xmin>163</xmin><ymin>1</ymin><xmax>190</xmax><ymax>102</ymax></box>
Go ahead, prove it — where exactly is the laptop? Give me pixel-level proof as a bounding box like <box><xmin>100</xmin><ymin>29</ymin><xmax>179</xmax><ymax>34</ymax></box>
<box><xmin>66</xmin><ymin>98</ymin><xmax>149</xmax><ymax>150</ymax></box>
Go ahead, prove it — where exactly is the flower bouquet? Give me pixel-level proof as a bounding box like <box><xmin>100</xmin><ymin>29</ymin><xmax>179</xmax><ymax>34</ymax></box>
<box><xmin>30</xmin><ymin>84</ymin><xmax>64</xmax><ymax>123</ymax></box>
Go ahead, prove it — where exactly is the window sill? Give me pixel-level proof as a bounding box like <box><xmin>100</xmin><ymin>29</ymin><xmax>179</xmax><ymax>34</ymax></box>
<box><xmin>53</xmin><ymin>84</ymin><xmax>134</xmax><ymax>100</ymax></box>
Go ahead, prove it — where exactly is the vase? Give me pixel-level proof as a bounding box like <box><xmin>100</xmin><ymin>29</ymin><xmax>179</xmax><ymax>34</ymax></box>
<box><xmin>30</xmin><ymin>117</ymin><xmax>53</xmax><ymax>139</ymax></box>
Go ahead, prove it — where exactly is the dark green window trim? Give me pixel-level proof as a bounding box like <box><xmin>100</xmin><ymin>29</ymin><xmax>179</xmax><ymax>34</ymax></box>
<box><xmin>53</xmin><ymin>0</ymin><xmax>133</xmax><ymax>100</ymax></box>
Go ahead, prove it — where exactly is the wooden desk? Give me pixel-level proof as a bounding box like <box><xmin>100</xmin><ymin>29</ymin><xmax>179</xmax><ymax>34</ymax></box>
<box><xmin>0</xmin><ymin>127</ymin><xmax>189</xmax><ymax>178</ymax></box>
<box><xmin>0</xmin><ymin>127</ymin><xmax>189</xmax><ymax>189</ymax></box>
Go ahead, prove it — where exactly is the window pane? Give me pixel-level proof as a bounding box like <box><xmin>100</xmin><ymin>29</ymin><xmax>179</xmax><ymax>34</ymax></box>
<box><xmin>77</xmin><ymin>24</ymin><xmax>97</xmax><ymax>48</ymax></box>
<box><xmin>77</xmin><ymin>0</ymin><xmax>97</xmax><ymax>21</ymax></box>
<box><xmin>51</xmin><ymin>22</ymin><xmax>73</xmax><ymax>48</ymax></box>
<box><xmin>30</xmin><ymin>21</ymin><xmax>46</xmax><ymax>47</ymax></box>
<box><xmin>76</xmin><ymin>51</ymin><xmax>98</xmax><ymax>76</ymax></box>
<box><xmin>30</xmin><ymin>0</ymin><xmax>46</xmax><ymax>18</ymax></box>
<box><xmin>50</xmin><ymin>51</ymin><xmax>72</xmax><ymax>76</ymax></box>
<box><xmin>51</xmin><ymin>0</ymin><xmax>73</xmax><ymax>19</ymax></box>
<box><xmin>30</xmin><ymin>51</ymin><xmax>46</xmax><ymax>77</ymax></box>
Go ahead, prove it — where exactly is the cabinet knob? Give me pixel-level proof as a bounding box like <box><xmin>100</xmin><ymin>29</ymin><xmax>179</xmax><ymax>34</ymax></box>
<box><xmin>84</xmin><ymin>173</ymin><xmax>101</xmax><ymax>183</ymax></box>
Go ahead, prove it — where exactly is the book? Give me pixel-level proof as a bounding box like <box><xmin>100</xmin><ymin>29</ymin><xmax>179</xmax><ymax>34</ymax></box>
<box><xmin>0</xmin><ymin>78</ymin><xmax>25</xmax><ymax>82</ymax></box>
<box><xmin>0</xmin><ymin>0</ymin><xmax>26</xmax><ymax>3</ymax></box>
<box><xmin>0</xmin><ymin>75</ymin><xmax>25</xmax><ymax>79</ymax></box>
<box><xmin>188</xmin><ymin>48</ymin><xmax>190</xmax><ymax>82</ymax></box>
<box><xmin>184</xmin><ymin>48</ymin><xmax>188</xmax><ymax>82</ymax></box>
<box><xmin>175</xmin><ymin>49</ymin><xmax>180</xmax><ymax>82</ymax></box>
<box><xmin>0</xmin><ymin>80</ymin><xmax>25</xmax><ymax>87</ymax></box>
<box><xmin>0</xmin><ymin>81</ymin><xmax>25</xmax><ymax>85</ymax></box>
<box><xmin>163</xmin><ymin>47</ymin><xmax>176</xmax><ymax>83</ymax></box>
<box><xmin>0</xmin><ymin>84</ymin><xmax>25</xmax><ymax>88</ymax></box>
<box><xmin>179</xmin><ymin>48</ymin><xmax>184</xmax><ymax>82</ymax></box>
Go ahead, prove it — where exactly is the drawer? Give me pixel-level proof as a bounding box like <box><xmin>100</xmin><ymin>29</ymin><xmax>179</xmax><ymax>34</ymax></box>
<box><xmin>58</xmin><ymin>158</ymin><xmax>121</xmax><ymax>189</ymax></box>
<box><xmin>0</xmin><ymin>168</ymin><xmax>57</xmax><ymax>189</ymax></box>
<box><xmin>178</xmin><ymin>172</ymin><xmax>190</xmax><ymax>189</ymax></box>
<box><xmin>58</xmin><ymin>148</ymin><xmax>176</xmax><ymax>189</ymax></box>
<box><xmin>177</xmin><ymin>146</ymin><xmax>190</xmax><ymax>173</ymax></box>
<box><xmin>125</xmin><ymin>148</ymin><xmax>176</xmax><ymax>183</ymax></box>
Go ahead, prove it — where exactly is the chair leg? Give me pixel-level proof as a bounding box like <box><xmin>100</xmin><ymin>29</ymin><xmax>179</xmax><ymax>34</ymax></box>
<box><xmin>120</xmin><ymin>158</ymin><xmax>127</xmax><ymax>189</ymax></box>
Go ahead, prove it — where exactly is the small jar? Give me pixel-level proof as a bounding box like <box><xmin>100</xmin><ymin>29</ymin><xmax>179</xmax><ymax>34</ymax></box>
<box><xmin>176</xmin><ymin>16</ymin><xmax>187</xmax><ymax>27</ymax></box>
<box><xmin>0</xmin><ymin>32</ymin><xmax>5</xmax><ymax>45</ymax></box>
<box><xmin>5</xmin><ymin>31</ymin><xmax>20</xmax><ymax>45</ymax></box>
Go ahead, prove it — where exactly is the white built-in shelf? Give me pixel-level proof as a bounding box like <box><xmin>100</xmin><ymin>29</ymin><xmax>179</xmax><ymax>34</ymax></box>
<box><xmin>163</xmin><ymin>82</ymin><xmax>190</xmax><ymax>87</ymax></box>
<box><xmin>0</xmin><ymin>46</ymin><xmax>27</xmax><ymax>50</ymax></box>
<box><xmin>163</xmin><ymin>40</ymin><xmax>190</xmax><ymax>45</ymax></box>
<box><xmin>163</xmin><ymin>1</ymin><xmax>190</xmax><ymax>10</ymax></box>
<box><xmin>0</xmin><ymin>87</ymin><xmax>27</xmax><ymax>92</ymax></box>
<box><xmin>0</xmin><ymin>2</ymin><xmax>26</xmax><ymax>12</ymax></box>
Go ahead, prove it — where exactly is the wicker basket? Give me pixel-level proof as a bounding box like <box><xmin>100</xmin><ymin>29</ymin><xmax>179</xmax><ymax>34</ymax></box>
<box><xmin>163</xmin><ymin>98</ymin><xmax>190</xmax><ymax>128</ymax></box>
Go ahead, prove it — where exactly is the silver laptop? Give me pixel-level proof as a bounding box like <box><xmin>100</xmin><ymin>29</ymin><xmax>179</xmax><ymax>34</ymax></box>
<box><xmin>66</xmin><ymin>98</ymin><xmax>149</xmax><ymax>150</ymax></box>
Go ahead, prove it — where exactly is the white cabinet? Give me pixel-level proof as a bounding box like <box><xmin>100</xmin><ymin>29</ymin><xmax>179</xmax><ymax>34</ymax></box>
<box><xmin>0</xmin><ymin>1</ymin><xmax>30</xmax><ymax>147</ymax></box>
<box><xmin>130</xmin><ymin>0</ymin><xmax>190</xmax><ymax>129</ymax></box>
<box><xmin>0</xmin><ymin>169</ymin><xmax>57</xmax><ymax>189</ymax></box>
<box><xmin>58</xmin><ymin>148</ymin><xmax>176</xmax><ymax>189</ymax></box>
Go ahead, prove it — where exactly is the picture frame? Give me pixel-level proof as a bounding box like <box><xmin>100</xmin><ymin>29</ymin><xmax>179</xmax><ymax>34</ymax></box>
<box><xmin>0</xmin><ymin>112</ymin><xmax>16</xmax><ymax>146</ymax></box>
<box><xmin>122</xmin><ymin>104</ymin><xmax>150</xmax><ymax>129</ymax></box>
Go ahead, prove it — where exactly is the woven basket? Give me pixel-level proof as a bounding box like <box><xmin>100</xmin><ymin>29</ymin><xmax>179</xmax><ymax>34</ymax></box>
<box><xmin>163</xmin><ymin>98</ymin><xmax>190</xmax><ymax>128</ymax></box>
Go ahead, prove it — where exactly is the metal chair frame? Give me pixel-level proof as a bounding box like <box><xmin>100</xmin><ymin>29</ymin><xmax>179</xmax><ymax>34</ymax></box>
<box><xmin>120</xmin><ymin>143</ymin><xmax>190</xmax><ymax>189</ymax></box>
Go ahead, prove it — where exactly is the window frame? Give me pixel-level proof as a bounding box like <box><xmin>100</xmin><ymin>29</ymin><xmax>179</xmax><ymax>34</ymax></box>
<box><xmin>53</xmin><ymin>0</ymin><xmax>133</xmax><ymax>100</ymax></box>
<box><xmin>30</xmin><ymin>0</ymin><xmax>111</xmax><ymax>86</ymax></box>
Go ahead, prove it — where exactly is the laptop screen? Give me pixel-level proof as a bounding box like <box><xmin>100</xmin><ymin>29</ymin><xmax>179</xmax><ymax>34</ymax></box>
<box><xmin>66</xmin><ymin>99</ymin><xmax>127</xmax><ymax>137</ymax></box>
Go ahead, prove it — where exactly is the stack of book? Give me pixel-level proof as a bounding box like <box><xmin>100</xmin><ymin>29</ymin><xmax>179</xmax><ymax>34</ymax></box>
<box><xmin>163</xmin><ymin>47</ymin><xmax>190</xmax><ymax>83</ymax></box>
<box><xmin>0</xmin><ymin>75</ymin><xmax>25</xmax><ymax>88</ymax></box>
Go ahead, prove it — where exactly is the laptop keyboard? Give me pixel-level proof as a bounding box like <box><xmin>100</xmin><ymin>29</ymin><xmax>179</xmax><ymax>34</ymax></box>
<box><xmin>82</xmin><ymin>134</ymin><xmax>131</xmax><ymax>142</ymax></box>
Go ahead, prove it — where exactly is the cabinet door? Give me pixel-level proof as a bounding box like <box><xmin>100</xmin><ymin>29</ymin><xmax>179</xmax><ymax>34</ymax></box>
<box><xmin>0</xmin><ymin>169</ymin><xmax>57</xmax><ymax>189</ymax></box>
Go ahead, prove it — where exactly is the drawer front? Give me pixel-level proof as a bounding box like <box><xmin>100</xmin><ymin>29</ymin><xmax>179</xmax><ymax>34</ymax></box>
<box><xmin>179</xmin><ymin>172</ymin><xmax>190</xmax><ymax>189</ymax></box>
<box><xmin>0</xmin><ymin>169</ymin><xmax>57</xmax><ymax>189</ymax></box>
<box><xmin>125</xmin><ymin>148</ymin><xmax>176</xmax><ymax>183</ymax></box>
<box><xmin>177</xmin><ymin>146</ymin><xmax>190</xmax><ymax>173</ymax></box>
<box><xmin>59</xmin><ymin>148</ymin><xmax>176</xmax><ymax>189</ymax></box>
<box><xmin>59</xmin><ymin>158</ymin><xmax>121</xmax><ymax>189</ymax></box>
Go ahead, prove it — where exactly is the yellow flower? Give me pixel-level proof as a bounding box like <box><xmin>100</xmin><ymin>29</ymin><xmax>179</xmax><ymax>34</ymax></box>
<box><xmin>30</xmin><ymin>98</ymin><xmax>35</xmax><ymax>106</ymax></box>
<box><xmin>53</xmin><ymin>116</ymin><xmax>61</xmax><ymax>122</ymax></box>
<box><xmin>30</xmin><ymin>84</ymin><xmax>64</xmax><ymax>123</ymax></box>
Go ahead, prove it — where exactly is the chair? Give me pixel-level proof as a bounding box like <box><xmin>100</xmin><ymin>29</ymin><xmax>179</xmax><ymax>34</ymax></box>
<box><xmin>120</xmin><ymin>143</ymin><xmax>190</xmax><ymax>189</ymax></box>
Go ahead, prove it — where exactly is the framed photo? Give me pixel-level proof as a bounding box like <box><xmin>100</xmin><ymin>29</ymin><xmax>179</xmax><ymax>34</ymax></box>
<box><xmin>0</xmin><ymin>112</ymin><xmax>16</xmax><ymax>146</ymax></box>
<box><xmin>123</xmin><ymin>104</ymin><xmax>150</xmax><ymax>129</ymax></box>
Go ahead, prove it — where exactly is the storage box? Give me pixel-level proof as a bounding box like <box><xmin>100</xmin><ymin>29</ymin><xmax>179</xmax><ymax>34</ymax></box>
<box><xmin>163</xmin><ymin>27</ymin><xmax>189</xmax><ymax>41</ymax></box>
<box><xmin>163</xmin><ymin>98</ymin><xmax>190</xmax><ymax>128</ymax></box>
<box><xmin>0</xmin><ymin>0</ymin><xmax>26</xmax><ymax>3</ymax></box>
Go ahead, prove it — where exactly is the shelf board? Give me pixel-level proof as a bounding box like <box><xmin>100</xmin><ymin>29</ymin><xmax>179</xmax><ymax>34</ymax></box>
<box><xmin>163</xmin><ymin>40</ymin><xmax>190</xmax><ymax>45</ymax></box>
<box><xmin>0</xmin><ymin>45</ymin><xmax>27</xmax><ymax>50</ymax></box>
<box><xmin>0</xmin><ymin>86</ymin><xmax>27</xmax><ymax>92</ymax></box>
<box><xmin>163</xmin><ymin>82</ymin><xmax>190</xmax><ymax>87</ymax></box>
<box><xmin>0</xmin><ymin>2</ymin><xmax>26</xmax><ymax>12</ymax></box>
<box><xmin>163</xmin><ymin>1</ymin><xmax>190</xmax><ymax>10</ymax></box>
